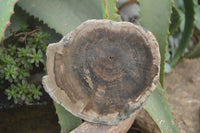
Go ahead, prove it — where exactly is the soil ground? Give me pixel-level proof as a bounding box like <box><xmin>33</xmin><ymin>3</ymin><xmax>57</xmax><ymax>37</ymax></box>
<box><xmin>0</xmin><ymin>103</ymin><xmax>60</xmax><ymax>133</ymax></box>
<box><xmin>165</xmin><ymin>58</ymin><xmax>200</xmax><ymax>133</ymax></box>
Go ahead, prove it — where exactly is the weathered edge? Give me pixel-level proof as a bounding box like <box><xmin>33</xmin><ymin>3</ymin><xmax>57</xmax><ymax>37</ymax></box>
<box><xmin>70</xmin><ymin>114</ymin><xmax>136</xmax><ymax>133</ymax></box>
<box><xmin>110</xmin><ymin>23</ymin><xmax>160</xmax><ymax>123</ymax></box>
<box><xmin>42</xmin><ymin>19</ymin><xmax>160</xmax><ymax>125</ymax></box>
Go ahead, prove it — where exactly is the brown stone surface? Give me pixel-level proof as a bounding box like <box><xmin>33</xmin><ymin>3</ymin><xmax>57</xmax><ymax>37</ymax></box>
<box><xmin>43</xmin><ymin>20</ymin><xmax>160</xmax><ymax>125</ymax></box>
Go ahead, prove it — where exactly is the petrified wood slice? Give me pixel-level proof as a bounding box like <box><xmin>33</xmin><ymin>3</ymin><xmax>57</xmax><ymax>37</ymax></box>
<box><xmin>70</xmin><ymin>115</ymin><xmax>136</xmax><ymax>133</ymax></box>
<box><xmin>42</xmin><ymin>20</ymin><xmax>160</xmax><ymax>125</ymax></box>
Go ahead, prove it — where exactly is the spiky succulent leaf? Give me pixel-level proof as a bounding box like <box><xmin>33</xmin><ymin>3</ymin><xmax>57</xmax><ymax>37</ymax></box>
<box><xmin>185</xmin><ymin>41</ymin><xmax>200</xmax><ymax>58</ymax></box>
<box><xmin>102</xmin><ymin>0</ymin><xmax>121</xmax><ymax>21</ymax></box>
<box><xmin>145</xmin><ymin>85</ymin><xmax>178</xmax><ymax>133</ymax></box>
<box><xmin>139</xmin><ymin>0</ymin><xmax>173</xmax><ymax>87</ymax></box>
<box><xmin>170</xmin><ymin>0</ymin><xmax>195</xmax><ymax>66</ymax></box>
<box><xmin>18</xmin><ymin>0</ymin><xmax>102</xmax><ymax>35</ymax></box>
<box><xmin>169</xmin><ymin>6</ymin><xmax>181</xmax><ymax>35</ymax></box>
<box><xmin>0</xmin><ymin>0</ymin><xmax>18</xmax><ymax>41</ymax></box>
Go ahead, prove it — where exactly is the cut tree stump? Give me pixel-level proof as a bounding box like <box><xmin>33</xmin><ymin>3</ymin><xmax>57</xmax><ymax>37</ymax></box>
<box><xmin>42</xmin><ymin>20</ymin><xmax>160</xmax><ymax>127</ymax></box>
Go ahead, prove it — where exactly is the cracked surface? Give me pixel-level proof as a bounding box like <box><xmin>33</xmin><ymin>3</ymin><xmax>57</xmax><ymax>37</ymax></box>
<box><xmin>42</xmin><ymin>20</ymin><xmax>160</xmax><ymax>125</ymax></box>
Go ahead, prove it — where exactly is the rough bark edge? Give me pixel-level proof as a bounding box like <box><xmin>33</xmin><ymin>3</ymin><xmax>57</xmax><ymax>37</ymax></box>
<box><xmin>70</xmin><ymin>114</ymin><xmax>136</xmax><ymax>133</ymax></box>
<box><xmin>42</xmin><ymin>19</ymin><xmax>160</xmax><ymax>125</ymax></box>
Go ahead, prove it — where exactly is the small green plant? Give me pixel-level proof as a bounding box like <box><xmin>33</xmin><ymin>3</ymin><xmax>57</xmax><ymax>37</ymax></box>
<box><xmin>0</xmin><ymin>25</ymin><xmax>48</xmax><ymax>104</ymax></box>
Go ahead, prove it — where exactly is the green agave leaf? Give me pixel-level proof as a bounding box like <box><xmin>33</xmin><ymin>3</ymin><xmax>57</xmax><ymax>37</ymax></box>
<box><xmin>18</xmin><ymin>0</ymin><xmax>102</xmax><ymax>35</ymax></box>
<box><xmin>145</xmin><ymin>85</ymin><xmax>178</xmax><ymax>133</ymax></box>
<box><xmin>54</xmin><ymin>103</ymin><xmax>82</xmax><ymax>133</ymax></box>
<box><xmin>194</xmin><ymin>0</ymin><xmax>200</xmax><ymax>30</ymax></box>
<box><xmin>4</xmin><ymin>5</ymin><xmax>29</xmax><ymax>38</ymax></box>
<box><xmin>139</xmin><ymin>0</ymin><xmax>173</xmax><ymax>87</ymax></box>
<box><xmin>36</xmin><ymin>21</ymin><xmax>62</xmax><ymax>44</ymax></box>
<box><xmin>0</xmin><ymin>0</ymin><xmax>18</xmax><ymax>41</ymax></box>
<box><xmin>169</xmin><ymin>6</ymin><xmax>181</xmax><ymax>35</ymax></box>
<box><xmin>5</xmin><ymin>5</ymin><xmax>62</xmax><ymax>43</ymax></box>
<box><xmin>185</xmin><ymin>41</ymin><xmax>200</xmax><ymax>58</ymax></box>
<box><xmin>170</xmin><ymin>0</ymin><xmax>195</xmax><ymax>66</ymax></box>
<box><xmin>102</xmin><ymin>0</ymin><xmax>121</xmax><ymax>21</ymax></box>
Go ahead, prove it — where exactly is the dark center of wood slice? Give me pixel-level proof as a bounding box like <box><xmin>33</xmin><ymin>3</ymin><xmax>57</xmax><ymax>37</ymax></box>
<box><xmin>54</xmin><ymin>23</ymin><xmax>157</xmax><ymax>114</ymax></box>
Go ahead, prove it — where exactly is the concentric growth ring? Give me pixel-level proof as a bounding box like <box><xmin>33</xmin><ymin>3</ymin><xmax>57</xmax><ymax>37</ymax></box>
<box><xmin>43</xmin><ymin>20</ymin><xmax>160</xmax><ymax>125</ymax></box>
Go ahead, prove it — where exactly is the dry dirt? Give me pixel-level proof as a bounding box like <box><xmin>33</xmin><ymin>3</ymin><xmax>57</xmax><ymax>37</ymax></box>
<box><xmin>165</xmin><ymin>58</ymin><xmax>200</xmax><ymax>133</ymax></box>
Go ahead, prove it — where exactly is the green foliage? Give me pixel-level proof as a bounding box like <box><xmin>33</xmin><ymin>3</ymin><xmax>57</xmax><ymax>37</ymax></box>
<box><xmin>139</xmin><ymin>0</ymin><xmax>173</xmax><ymax>87</ymax></box>
<box><xmin>183</xmin><ymin>0</ymin><xmax>200</xmax><ymax>59</ymax></box>
<box><xmin>5</xmin><ymin>4</ymin><xmax>62</xmax><ymax>43</ymax></box>
<box><xmin>29</xmin><ymin>49</ymin><xmax>44</xmax><ymax>67</ymax></box>
<box><xmin>170</xmin><ymin>0</ymin><xmax>195</xmax><ymax>66</ymax></box>
<box><xmin>5</xmin><ymin>81</ymin><xmax>41</xmax><ymax>104</ymax></box>
<box><xmin>0</xmin><ymin>26</ymin><xmax>48</xmax><ymax>104</ymax></box>
<box><xmin>54</xmin><ymin>103</ymin><xmax>82</xmax><ymax>133</ymax></box>
<box><xmin>4</xmin><ymin>65</ymin><xmax>18</xmax><ymax>82</ymax></box>
<box><xmin>17</xmin><ymin>0</ymin><xmax>102</xmax><ymax>35</ymax></box>
<box><xmin>102</xmin><ymin>0</ymin><xmax>121</xmax><ymax>21</ymax></box>
<box><xmin>194</xmin><ymin>0</ymin><xmax>200</xmax><ymax>30</ymax></box>
<box><xmin>169</xmin><ymin>6</ymin><xmax>181</xmax><ymax>35</ymax></box>
<box><xmin>139</xmin><ymin>1</ymin><xmax>179</xmax><ymax>132</ymax></box>
<box><xmin>144</xmin><ymin>85</ymin><xmax>178</xmax><ymax>133</ymax></box>
<box><xmin>6</xmin><ymin>84</ymin><xmax>18</xmax><ymax>101</ymax></box>
<box><xmin>31</xmin><ymin>84</ymin><xmax>42</xmax><ymax>100</ymax></box>
<box><xmin>5</xmin><ymin>5</ymin><xmax>31</xmax><ymax>39</ymax></box>
<box><xmin>185</xmin><ymin>41</ymin><xmax>200</xmax><ymax>58</ymax></box>
<box><xmin>0</xmin><ymin>0</ymin><xmax>18</xmax><ymax>41</ymax></box>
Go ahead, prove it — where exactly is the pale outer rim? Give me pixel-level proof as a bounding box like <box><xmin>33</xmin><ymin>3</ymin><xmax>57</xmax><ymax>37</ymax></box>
<box><xmin>42</xmin><ymin>19</ymin><xmax>160</xmax><ymax>125</ymax></box>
